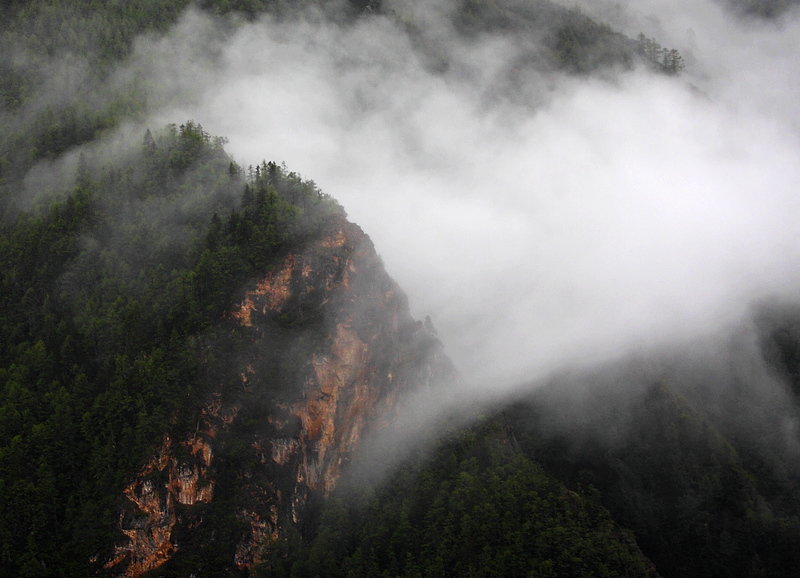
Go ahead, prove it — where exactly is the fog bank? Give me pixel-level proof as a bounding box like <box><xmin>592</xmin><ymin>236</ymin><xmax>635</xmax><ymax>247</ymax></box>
<box><xmin>129</xmin><ymin>0</ymin><xmax>800</xmax><ymax>389</ymax></box>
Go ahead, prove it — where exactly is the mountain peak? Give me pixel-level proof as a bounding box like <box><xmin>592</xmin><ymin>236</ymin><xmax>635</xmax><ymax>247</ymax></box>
<box><xmin>105</xmin><ymin>216</ymin><xmax>454</xmax><ymax>575</ymax></box>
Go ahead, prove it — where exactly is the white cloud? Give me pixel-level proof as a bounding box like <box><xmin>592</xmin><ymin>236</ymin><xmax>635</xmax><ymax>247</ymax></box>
<box><xmin>128</xmin><ymin>2</ymin><xmax>800</xmax><ymax>390</ymax></box>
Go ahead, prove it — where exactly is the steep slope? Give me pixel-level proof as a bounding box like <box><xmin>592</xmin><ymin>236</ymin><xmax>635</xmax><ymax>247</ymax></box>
<box><xmin>104</xmin><ymin>217</ymin><xmax>456</xmax><ymax>576</ymax></box>
<box><xmin>264</xmin><ymin>418</ymin><xmax>660</xmax><ymax>578</ymax></box>
<box><xmin>0</xmin><ymin>121</ymin><xmax>456</xmax><ymax>575</ymax></box>
<box><xmin>508</xmin><ymin>373</ymin><xmax>800</xmax><ymax>578</ymax></box>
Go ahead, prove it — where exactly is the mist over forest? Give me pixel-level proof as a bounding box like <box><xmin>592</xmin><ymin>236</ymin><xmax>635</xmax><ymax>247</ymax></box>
<box><xmin>3</xmin><ymin>0</ymin><xmax>800</xmax><ymax>575</ymax></box>
<box><xmin>5</xmin><ymin>0</ymin><xmax>800</xmax><ymax>388</ymax></box>
<box><xmin>144</xmin><ymin>0</ymin><xmax>800</xmax><ymax>391</ymax></box>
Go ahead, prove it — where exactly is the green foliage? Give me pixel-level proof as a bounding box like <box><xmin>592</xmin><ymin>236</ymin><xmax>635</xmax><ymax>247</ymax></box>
<box><xmin>0</xmin><ymin>0</ymin><xmax>188</xmax><ymax>207</ymax></box>
<box><xmin>509</xmin><ymin>380</ymin><xmax>800</xmax><ymax>578</ymax></box>
<box><xmin>0</xmin><ymin>1</ymin><xmax>723</xmax><ymax>575</ymax></box>
<box><xmin>257</xmin><ymin>420</ymin><xmax>656</xmax><ymax>578</ymax></box>
<box><xmin>0</xmin><ymin>122</ymin><xmax>341</xmax><ymax>576</ymax></box>
<box><xmin>0</xmin><ymin>0</ymin><xmax>362</xmax><ymax>219</ymax></box>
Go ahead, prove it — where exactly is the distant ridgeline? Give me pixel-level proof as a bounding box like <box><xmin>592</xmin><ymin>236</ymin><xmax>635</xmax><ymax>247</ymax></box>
<box><xmin>0</xmin><ymin>0</ymin><xmax>687</xmax><ymax>218</ymax></box>
<box><xmin>0</xmin><ymin>122</ymin><xmax>342</xmax><ymax>575</ymax></box>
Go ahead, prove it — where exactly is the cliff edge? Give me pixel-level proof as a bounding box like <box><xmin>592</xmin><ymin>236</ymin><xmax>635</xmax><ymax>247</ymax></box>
<box><xmin>105</xmin><ymin>217</ymin><xmax>456</xmax><ymax>575</ymax></box>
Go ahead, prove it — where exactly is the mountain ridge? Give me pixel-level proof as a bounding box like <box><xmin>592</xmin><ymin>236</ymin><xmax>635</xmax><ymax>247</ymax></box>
<box><xmin>1</xmin><ymin>1</ymin><xmax>799</xmax><ymax>576</ymax></box>
<box><xmin>103</xmin><ymin>215</ymin><xmax>456</xmax><ymax>576</ymax></box>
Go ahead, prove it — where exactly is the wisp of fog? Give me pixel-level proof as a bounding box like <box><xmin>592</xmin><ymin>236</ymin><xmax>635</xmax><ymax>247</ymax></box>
<box><xmin>122</xmin><ymin>0</ymin><xmax>800</xmax><ymax>392</ymax></box>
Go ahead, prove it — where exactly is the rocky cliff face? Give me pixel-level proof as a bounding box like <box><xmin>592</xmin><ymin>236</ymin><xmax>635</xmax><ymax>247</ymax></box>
<box><xmin>106</xmin><ymin>217</ymin><xmax>455</xmax><ymax>576</ymax></box>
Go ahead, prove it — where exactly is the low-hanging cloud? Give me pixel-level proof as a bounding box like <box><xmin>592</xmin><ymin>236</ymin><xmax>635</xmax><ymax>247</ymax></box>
<box><xmin>118</xmin><ymin>0</ymin><xmax>800</xmax><ymax>391</ymax></box>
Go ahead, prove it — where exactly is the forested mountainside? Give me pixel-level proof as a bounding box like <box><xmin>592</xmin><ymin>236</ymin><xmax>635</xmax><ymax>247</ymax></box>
<box><xmin>264</xmin><ymin>348</ymin><xmax>800</xmax><ymax>578</ymax></box>
<box><xmin>0</xmin><ymin>0</ymin><xmax>683</xmax><ymax>220</ymax></box>
<box><xmin>3</xmin><ymin>0</ymin><xmax>800</xmax><ymax>577</ymax></box>
<box><xmin>0</xmin><ymin>122</ymin><xmax>331</xmax><ymax>573</ymax></box>
<box><xmin>0</xmin><ymin>118</ymin><xmax>462</xmax><ymax>574</ymax></box>
<box><xmin>259</xmin><ymin>417</ymin><xmax>661</xmax><ymax>578</ymax></box>
<box><xmin>507</xmin><ymin>370</ymin><xmax>800</xmax><ymax>578</ymax></box>
<box><xmin>0</xmin><ymin>116</ymin><xmax>656</xmax><ymax>575</ymax></box>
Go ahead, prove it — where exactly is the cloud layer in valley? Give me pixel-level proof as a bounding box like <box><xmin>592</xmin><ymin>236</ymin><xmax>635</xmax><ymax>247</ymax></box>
<box><xmin>118</xmin><ymin>0</ymin><xmax>800</xmax><ymax>392</ymax></box>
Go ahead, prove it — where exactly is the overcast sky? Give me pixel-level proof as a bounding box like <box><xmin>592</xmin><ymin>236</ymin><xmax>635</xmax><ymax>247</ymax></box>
<box><xmin>127</xmin><ymin>0</ymin><xmax>800</xmax><ymax>391</ymax></box>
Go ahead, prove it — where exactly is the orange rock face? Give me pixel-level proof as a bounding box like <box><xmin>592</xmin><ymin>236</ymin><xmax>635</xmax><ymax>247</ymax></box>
<box><xmin>106</xmin><ymin>218</ymin><xmax>453</xmax><ymax>575</ymax></box>
<box><xmin>106</xmin><ymin>433</ymin><xmax>214</xmax><ymax>576</ymax></box>
<box><xmin>231</xmin><ymin>254</ymin><xmax>296</xmax><ymax>327</ymax></box>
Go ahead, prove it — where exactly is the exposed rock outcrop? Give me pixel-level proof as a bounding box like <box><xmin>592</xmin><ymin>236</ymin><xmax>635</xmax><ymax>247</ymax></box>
<box><xmin>106</xmin><ymin>217</ymin><xmax>455</xmax><ymax>575</ymax></box>
<box><xmin>105</xmin><ymin>431</ymin><xmax>215</xmax><ymax>575</ymax></box>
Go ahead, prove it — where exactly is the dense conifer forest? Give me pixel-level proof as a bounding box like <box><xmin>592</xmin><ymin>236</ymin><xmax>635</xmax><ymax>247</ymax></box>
<box><xmin>0</xmin><ymin>119</ymin><xmax>341</xmax><ymax>574</ymax></box>
<box><xmin>2</xmin><ymin>0</ymin><xmax>800</xmax><ymax>576</ymax></box>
